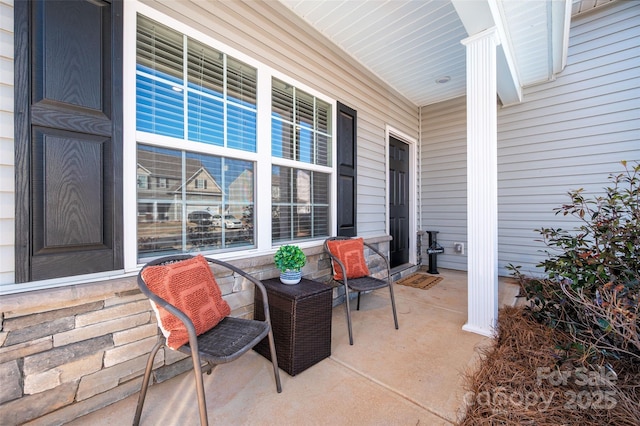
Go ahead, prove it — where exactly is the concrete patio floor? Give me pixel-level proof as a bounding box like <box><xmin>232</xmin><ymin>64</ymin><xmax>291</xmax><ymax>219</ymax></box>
<box><xmin>68</xmin><ymin>269</ymin><xmax>520</xmax><ymax>426</ymax></box>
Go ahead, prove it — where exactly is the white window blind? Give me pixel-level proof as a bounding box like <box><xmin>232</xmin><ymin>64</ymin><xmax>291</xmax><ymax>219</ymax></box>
<box><xmin>271</xmin><ymin>78</ymin><xmax>332</xmax><ymax>166</ymax></box>
<box><xmin>136</xmin><ymin>15</ymin><xmax>257</xmax><ymax>152</ymax></box>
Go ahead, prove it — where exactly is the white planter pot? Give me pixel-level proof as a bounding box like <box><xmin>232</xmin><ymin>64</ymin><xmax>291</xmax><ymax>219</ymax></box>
<box><xmin>280</xmin><ymin>270</ymin><xmax>302</xmax><ymax>285</ymax></box>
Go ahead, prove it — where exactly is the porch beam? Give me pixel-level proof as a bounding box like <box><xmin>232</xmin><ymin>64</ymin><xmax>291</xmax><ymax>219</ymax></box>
<box><xmin>461</xmin><ymin>27</ymin><xmax>500</xmax><ymax>337</ymax></box>
<box><xmin>451</xmin><ymin>0</ymin><xmax>522</xmax><ymax>106</ymax></box>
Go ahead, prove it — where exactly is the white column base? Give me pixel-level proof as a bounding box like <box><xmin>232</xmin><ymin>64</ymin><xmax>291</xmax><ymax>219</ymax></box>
<box><xmin>462</xmin><ymin>322</ymin><xmax>495</xmax><ymax>338</ymax></box>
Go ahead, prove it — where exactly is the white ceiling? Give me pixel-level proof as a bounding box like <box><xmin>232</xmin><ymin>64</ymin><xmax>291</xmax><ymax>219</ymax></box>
<box><xmin>278</xmin><ymin>0</ymin><xmax>616</xmax><ymax>107</ymax></box>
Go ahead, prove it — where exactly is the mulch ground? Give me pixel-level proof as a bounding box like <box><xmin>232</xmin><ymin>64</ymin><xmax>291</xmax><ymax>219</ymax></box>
<box><xmin>458</xmin><ymin>306</ymin><xmax>640</xmax><ymax>425</ymax></box>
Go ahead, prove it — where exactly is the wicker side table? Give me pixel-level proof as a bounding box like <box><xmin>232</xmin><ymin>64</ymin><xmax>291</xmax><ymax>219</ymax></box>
<box><xmin>254</xmin><ymin>278</ymin><xmax>332</xmax><ymax>376</ymax></box>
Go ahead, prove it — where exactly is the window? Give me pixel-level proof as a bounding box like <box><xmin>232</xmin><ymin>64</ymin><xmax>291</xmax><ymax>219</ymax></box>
<box><xmin>271</xmin><ymin>78</ymin><xmax>331</xmax><ymax>243</ymax></box>
<box><xmin>136</xmin><ymin>15</ymin><xmax>257</xmax><ymax>259</ymax></box>
<box><xmin>136</xmin><ymin>15</ymin><xmax>257</xmax><ymax>150</ymax></box>
<box><xmin>272</xmin><ymin>167</ymin><xmax>329</xmax><ymax>242</ymax></box>
<box><xmin>137</xmin><ymin>175</ymin><xmax>149</xmax><ymax>189</ymax></box>
<box><xmin>137</xmin><ymin>145</ymin><xmax>254</xmax><ymax>258</ymax></box>
<box><xmin>135</xmin><ymin>13</ymin><xmax>332</xmax><ymax>261</ymax></box>
<box><xmin>271</xmin><ymin>79</ymin><xmax>331</xmax><ymax>166</ymax></box>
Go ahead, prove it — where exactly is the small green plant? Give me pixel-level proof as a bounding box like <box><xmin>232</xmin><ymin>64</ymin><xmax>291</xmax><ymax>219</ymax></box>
<box><xmin>274</xmin><ymin>245</ymin><xmax>306</xmax><ymax>272</ymax></box>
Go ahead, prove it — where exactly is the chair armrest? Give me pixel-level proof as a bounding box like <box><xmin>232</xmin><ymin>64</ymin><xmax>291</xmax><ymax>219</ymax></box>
<box><xmin>363</xmin><ymin>241</ymin><xmax>390</xmax><ymax>276</ymax></box>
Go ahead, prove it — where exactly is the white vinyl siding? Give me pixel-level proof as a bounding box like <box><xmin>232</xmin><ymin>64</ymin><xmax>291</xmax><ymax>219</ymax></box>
<box><xmin>497</xmin><ymin>0</ymin><xmax>640</xmax><ymax>276</ymax></box>
<box><xmin>0</xmin><ymin>0</ymin><xmax>14</xmax><ymax>285</ymax></box>
<box><xmin>420</xmin><ymin>0</ymin><xmax>640</xmax><ymax>277</ymax></box>
<box><xmin>420</xmin><ymin>97</ymin><xmax>468</xmax><ymax>272</ymax></box>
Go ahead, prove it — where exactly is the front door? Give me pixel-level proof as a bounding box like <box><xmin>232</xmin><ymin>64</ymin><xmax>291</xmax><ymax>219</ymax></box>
<box><xmin>389</xmin><ymin>136</ymin><xmax>409</xmax><ymax>267</ymax></box>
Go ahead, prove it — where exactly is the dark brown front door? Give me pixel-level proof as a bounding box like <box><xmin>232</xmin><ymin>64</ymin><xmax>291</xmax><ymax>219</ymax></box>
<box><xmin>389</xmin><ymin>136</ymin><xmax>409</xmax><ymax>267</ymax></box>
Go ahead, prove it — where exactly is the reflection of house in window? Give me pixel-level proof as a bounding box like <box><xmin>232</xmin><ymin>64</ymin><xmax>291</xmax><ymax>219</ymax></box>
<box><xmin>271</xmin><ymin>166</ymin><xmax>327</xmax><ymax>242</ymax></box>
<box><xmin>296</xmin><ymin>169</ymin><xmax>311</xmax><ymax>237</ymax></box>
<box><xmin>228</xmin><ymin>169</ymin><xmax>254</xmax><ymax>219</ymax></box>
<box><xmin>185</xmin><ymin>169</ymin><xmax>219</xmax><ymax>197</ymax></box>
<box><xmin>137</xmin><ymin>148</ymin><xmax>224</xmax><ymax>222</ymax></box>
<box><xmin>297</xmin><ymin>170</ymin><xmax>310</xmax><ymax>214</ymax></box>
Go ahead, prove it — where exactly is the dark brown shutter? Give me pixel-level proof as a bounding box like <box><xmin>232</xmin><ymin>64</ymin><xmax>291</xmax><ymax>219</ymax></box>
<box><xmin>15</xmin><ymin>0</ymin><xmax>123</xmax><ymax>282</ymax></box>
<box><xmin>336</xmin><ymin>102</ymin><xmax>357</xmax><ymax>237</ymax></box>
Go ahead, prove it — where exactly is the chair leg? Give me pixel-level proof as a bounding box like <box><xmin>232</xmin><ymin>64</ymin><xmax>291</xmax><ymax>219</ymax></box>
<box><xmin>133</xmin><ymin>337</ymin><xmax>164</xmax><ymax>426</ymax></box>
<box><xmin>266</xmin><ymin>328</ymin><xmax>283</xmax><ymax>393</ymax></box>
<box><xmin>356</xmin><ymin>292</ymin><xmax>361</xmax><ymax>310</ymax></box>
<box><xmin>344</xmin><ymin>285</ymin><xmax>354</xmax><ymax>345</ymax></box>
<box><xmin>190</xmin><ymin>349</ymin><xmax>209</xmax><ymax>426</ymax></box>
<box><xmin>389</xmin><ymin>283</ymin><xmax>399</xmax><ymax>330</ymax></box>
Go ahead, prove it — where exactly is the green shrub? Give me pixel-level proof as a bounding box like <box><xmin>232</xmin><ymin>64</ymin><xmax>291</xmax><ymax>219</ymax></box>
<box><xmin>511</xmin><ymin>161</ymin><xmax>639</xmax><ymax>361</ymax></box>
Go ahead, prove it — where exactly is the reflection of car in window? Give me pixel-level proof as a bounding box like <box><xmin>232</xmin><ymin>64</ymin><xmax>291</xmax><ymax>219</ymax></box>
<box><xmin>211</xmin><ymin>214</ymin><xmax>222</xmax><ymax>227</ymax></box>
<box><xmin>223</xmin><ymin>215</ymin><xmax>242</xmax><ymax>229</ymax></box>
<box><xmin>188</xmin><ymin>211</ymin><xmax>213</xmax><ymax>227</ymax></box>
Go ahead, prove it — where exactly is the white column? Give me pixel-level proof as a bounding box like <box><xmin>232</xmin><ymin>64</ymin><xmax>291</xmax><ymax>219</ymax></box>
<box><xmin>461</xmin><ymin>27</ymin><xmax>499</xmax><ymax>337</ymax></box>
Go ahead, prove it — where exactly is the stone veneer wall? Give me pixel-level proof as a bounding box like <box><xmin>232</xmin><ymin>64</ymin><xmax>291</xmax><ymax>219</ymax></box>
<box><xmin>0</xmin><ymin>238</ymin><xmax>391</xmax><ymax>424</ymax></box>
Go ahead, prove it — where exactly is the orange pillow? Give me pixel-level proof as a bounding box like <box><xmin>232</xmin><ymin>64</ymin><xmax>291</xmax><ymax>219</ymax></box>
<box><xmin>141</xmin><ymin>255</ymin><xmax>231</xmax><ymax>350</ymax></box>
<box><xmin>326</xmin><ymin>238</ymin><xmax>370</xmax><ymax>280</ymax></box>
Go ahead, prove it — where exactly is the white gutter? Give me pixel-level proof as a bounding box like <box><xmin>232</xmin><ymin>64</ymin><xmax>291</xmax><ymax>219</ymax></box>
<box><xmin>552</xmin><ymin>0</ymin><xmax>572</xmax><ymax>74</ymax></box>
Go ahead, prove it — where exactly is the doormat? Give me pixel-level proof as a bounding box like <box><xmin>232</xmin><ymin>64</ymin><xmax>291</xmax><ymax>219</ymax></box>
<box><xmin>395</xmin><ymin>273</ymin><xmax>443</xmax><ymax>290</ymax></box>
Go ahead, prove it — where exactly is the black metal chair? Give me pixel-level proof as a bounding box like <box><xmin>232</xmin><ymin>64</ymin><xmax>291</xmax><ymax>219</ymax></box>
<box><xmin>134</xmin><ymin>254</ymin><xmax>282</xmax><ymax>426</ymax></box>
<box><xmin>324</xmin><ymin>237</ymin><xmax>399</xmax><ymax>345</ymax></box>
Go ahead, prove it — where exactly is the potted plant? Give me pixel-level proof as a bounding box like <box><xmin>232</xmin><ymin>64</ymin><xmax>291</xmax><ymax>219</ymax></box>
<box><xmin>274</xmin><ymin>245</ymin><xmax>306</xmax><ymax>285</ymax></box>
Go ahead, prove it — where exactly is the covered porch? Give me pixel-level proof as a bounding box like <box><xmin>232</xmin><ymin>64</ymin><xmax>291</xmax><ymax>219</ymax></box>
<box><xmin>1</xmin><ymin>1</ymin><xmax>636</xmax><ymax>424</ymax></box>
<box><xmin>68</xmin><ymin>270</ymin><xmax>520</xmax><ymax>425</ymax></box>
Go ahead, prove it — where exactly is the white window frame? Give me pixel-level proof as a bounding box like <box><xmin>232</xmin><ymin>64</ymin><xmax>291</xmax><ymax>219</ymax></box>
<box><xmin>137</xmin><ymin>174</ymin><xmax>148</xmax><ymax>189</ymax></box>
<box><xmin>123</xmin><ymin>2</ymin><xmax>336</xmax><ymax>272</ymax></box>
<box><xmin>194</xmin><ymin>178</ymin><xmax>206</xmax><ymax>190</ymax></box>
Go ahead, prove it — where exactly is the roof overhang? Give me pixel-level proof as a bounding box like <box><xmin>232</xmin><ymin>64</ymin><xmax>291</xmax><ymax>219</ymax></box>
<box><xmin>279</xmin><ymin>0</ymin><xmax>573</xmax><ymax>107</ymax></box>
